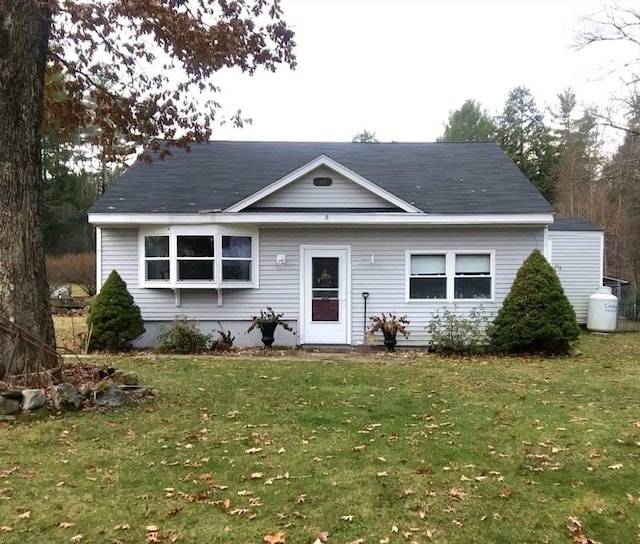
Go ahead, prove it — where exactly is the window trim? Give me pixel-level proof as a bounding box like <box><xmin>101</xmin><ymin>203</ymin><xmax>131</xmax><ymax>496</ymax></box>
<box><xmin>406</xmin><ymin>250</ymin><xmax>495</xmax><ymax>302</ymax></box>
<box><xmin>139</xmin><ymin>226</ymin><xmax>259</xmax><ymax>289</ymax></box>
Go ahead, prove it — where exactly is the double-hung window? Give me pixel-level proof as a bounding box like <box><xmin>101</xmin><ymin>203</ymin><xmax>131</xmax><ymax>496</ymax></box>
<box><xmin>454</xmin><ymin>254</ymin><xmax>491</xmax><ymax>299</ymax></box>
<box><xmin>409</xmin><ymin>254</ymin><xmax>447</xmax><ymax>299</ymax></box>
<box><xmin>222</xmin><ymin>236</ymin><xmax>252</xmax><ymax>281</ymax></box>
<box><xmin>408</xmin><ymin>251</ymin><xmax>493</xmax><ymax>301</ymax></box>
<box><xmin>140</xmin><ymin>227</ymin><xmax>257</xmax><ymax>288</ymax></box>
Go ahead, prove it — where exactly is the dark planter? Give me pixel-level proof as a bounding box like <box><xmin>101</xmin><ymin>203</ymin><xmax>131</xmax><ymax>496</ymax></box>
<box><xmin>383</xmin><ymin>332</ymin><xmax>397</xmax><ymax>352</ymax></box>
<box><xmin>259</xmin><ymin>321</ymin><xmax>279</xmax><ymax>348</ymax></box>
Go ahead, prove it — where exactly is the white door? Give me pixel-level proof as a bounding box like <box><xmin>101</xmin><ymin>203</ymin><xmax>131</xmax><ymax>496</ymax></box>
<box><xmin>300</xmin><ymin>246</ymin><xmax>350</xmax><ymax>344</ymax></box>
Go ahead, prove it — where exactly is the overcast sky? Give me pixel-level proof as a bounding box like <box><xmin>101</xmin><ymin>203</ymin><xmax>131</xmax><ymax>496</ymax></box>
<box><xmin>211</xmin><ymin>0</ymin><xmax>637</xmax><ymax>147</ymax></box>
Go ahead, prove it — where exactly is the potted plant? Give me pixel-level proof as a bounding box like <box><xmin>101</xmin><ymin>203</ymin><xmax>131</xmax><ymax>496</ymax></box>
<box><xmin>247</xmin><ymin>307</ymin><xmax>294</xmax><ymax>348</ymax></box>
<box><xmin>368</xmin><ymin>313</ymin><xmax>410</xmax><ymax>352</ymax></box>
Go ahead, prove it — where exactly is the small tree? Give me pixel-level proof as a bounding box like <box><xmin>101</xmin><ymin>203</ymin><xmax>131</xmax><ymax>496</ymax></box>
<box><xmin>489</xmin><ymin>249</ymin><xmax>580</xmax><ymax>355</ymax></box>
<box><xmin>87</xmin><ymin>270</ymin><xmax>144</xmax><ymax>351</ymax></box>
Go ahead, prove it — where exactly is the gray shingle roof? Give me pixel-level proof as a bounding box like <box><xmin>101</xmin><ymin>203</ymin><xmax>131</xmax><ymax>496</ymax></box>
<box><xmin>549</xmin><ymin>217</ymin><xmax>602</xmax><ymax>231</ymax></box>
<box><xmin>90</xmin><ymin>141</ymin><xmax>554</xmax><ymax>215</ymax></box>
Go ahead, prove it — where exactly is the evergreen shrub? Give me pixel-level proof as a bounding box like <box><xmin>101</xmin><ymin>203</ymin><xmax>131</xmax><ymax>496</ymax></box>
<box><xmin>86</xmin><ymin>270</ymin><xmax>145</xmax><ymax>350</ymax></box>
<box><xmin>488</xmin><ymin>249</ymin><xmax>580</xmax><ymax>355</ymax></box>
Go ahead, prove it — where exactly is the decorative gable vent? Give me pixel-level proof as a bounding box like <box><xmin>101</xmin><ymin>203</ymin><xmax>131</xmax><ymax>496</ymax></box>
<box><xmin>313</xmin><ymin>177</ymin><xmax>333</xmax><ymax>187</ymax></box>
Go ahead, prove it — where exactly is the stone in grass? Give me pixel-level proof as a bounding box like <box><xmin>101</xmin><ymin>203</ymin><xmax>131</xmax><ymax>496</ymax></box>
<box><xmin>94</xmin><ymin>382</ymin><xmax>127</xmax><ymax>408</ymax></box>
<box><xmin>52</xmin><ymin>383</ymin><xmax>82</xmax><ymax>411</ymax></box>
<box><xmin>21</xmin><ymin>389</ymin><xmax>46</xmax><ymax>412</ymax></box>
<box><xmin>111</xmin><ymin>370</ymin><xmax>139</xmax><ymax>386</ymax></box>
<box><xmin>0</xmin><ymin>397</ymin><xmax>20</xmax><ymax>416</ymax></box>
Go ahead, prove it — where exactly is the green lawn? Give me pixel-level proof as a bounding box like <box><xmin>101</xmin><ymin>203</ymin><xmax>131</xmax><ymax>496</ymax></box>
<box><xmin>1</xmin><ymin>333</ymin><xmax>640</xmax><ymax>543</ymax></box>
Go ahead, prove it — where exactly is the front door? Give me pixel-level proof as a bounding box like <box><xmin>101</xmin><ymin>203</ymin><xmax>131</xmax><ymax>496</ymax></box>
<box><xmin>301</xmin><ymin>246</ymin><xmax>350</xmax><ymax>344</ymax></box>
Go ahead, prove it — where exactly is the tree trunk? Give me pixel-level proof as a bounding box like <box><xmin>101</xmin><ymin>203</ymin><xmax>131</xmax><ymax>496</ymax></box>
<box><xmin>0</xmin><ymin>2</ymin><xmax>57</xmax><ymax>379</ymax></box>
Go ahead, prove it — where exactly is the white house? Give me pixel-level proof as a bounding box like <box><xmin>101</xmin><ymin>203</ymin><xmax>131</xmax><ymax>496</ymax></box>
<box><xmin>88</xmin><ymin>141</ymin><xmax>602</xmax><ymax>347</ymax></box>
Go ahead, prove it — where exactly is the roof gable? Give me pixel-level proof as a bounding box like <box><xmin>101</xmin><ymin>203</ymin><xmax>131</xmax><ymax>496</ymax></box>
<box><xmin>228</xmin><ymin>154</ymin><xmax>420</xmax><ymax>213</ymax></box>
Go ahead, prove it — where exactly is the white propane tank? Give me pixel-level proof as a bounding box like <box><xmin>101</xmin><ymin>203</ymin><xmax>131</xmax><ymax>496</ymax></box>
<box><xmin>587</xmin><ymin>286</ymin><xmax>618</xmax><ymax>332</ymax></box>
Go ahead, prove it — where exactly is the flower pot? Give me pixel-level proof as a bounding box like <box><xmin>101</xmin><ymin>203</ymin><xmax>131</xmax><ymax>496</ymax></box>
<box><xmin>383</xmin><ymin>338</ymin><xmax>397</xmax><ymax>352</ymax></box>
<box><xmin>260</xmin><ymin>322</ymin><xmax>278</xmax><ymax>348</ymax></box>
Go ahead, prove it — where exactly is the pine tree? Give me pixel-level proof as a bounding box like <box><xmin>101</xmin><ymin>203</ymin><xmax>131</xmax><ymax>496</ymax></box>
<box><xmin>489</xmin><ymin>249</ymin><xmax>580</xmax><ymax>355</ymax></box>
<box><xmin>87</xmin><ymin>270</ymin><xmax>145</xmax><ymax>351</ymax></box>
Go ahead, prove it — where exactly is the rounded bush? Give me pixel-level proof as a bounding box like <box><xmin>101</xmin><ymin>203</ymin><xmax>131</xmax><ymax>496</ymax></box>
<box><xmin>87</xmin><ymin>270</ymin><xmax>145</xmax><ymax>351</ymax></box>
<box><xmin>156</xmin><ymin>316</ymin><xmax>210</xmax><ymax>354</ymax></box>
<box><xmin>489</xmin><ymin>249</ymin><xmax>580</xmax><ymax>355</ymax></box>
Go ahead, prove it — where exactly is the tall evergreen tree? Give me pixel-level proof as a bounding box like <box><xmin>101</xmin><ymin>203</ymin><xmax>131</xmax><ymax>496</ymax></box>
<box><xmin>497</xmin><ymin>87</ymin><xmax>557</xmax><ymax>201</ymax></box>
<box><xmin>437</xmin><ymin>99</ymin><xmax>496</xmax><ymax>142</ymax></box>
<box><xmin>551</xmin><ymin>89</ymin><xmax>602</xmax><ymax>218</ymax></box>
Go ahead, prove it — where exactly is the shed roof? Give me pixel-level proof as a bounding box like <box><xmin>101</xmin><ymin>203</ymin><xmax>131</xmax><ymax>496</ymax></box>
<box><xmin>90</xmin><ymin>141</ymin><xmax>554</xmax><ymax>215</ymax></box>
<box><xmin>549</xmin><ymin>217</ymin><xmax>603</xmax><ymax>231</ymax></box>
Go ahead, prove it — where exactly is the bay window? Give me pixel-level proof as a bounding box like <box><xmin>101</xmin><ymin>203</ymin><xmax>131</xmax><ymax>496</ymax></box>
<box><xmin>408</xmin><ymin>251</ymin><xmax>493</xmax><ymax>301</ymax></box>
<box><xmin>140</xmin><ymin>227</ymin><xmax>257</xmax><ymax>288</ymax></box>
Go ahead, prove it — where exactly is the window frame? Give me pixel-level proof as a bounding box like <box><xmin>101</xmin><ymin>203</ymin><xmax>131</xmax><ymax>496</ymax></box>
<box><xmin>406</xmin><ymin>250</ymin><xmax>495</xmax><ymax>302</ymax></box>
<box><xmin>139</xmin><ymin>226</ymin><xmax>259</xmax><ymax>289</ymax></box>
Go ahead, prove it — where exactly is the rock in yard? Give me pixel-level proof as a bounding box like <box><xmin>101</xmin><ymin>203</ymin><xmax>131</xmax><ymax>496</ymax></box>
<box><xmin>0</xmin><ymin>397</ymin><xmax>20</xmax><ymax>416</ymax></box>
<box><xmin>95</xmin><ymin>382</ymin><xmax>126</xmax><ymax>408</ymax></box>
<box><xmin>21</xmin><ymin>389</ymin><xmax>46</xmax><ymax>412</ymax></box>
<box><xmin>52</xmin><ymin>383</ymin><xmax>81</xmax><ymax>411</ymax></box>
<box><xmin>111</xmin><ymin>370</ymin><xmax>139</xmax><ymax>386</ymax></box>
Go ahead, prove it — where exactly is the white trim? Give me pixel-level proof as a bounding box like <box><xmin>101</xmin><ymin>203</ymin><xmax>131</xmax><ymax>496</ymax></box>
<box><xmin>600</xmin><ymin>232</ymin><xmax>604</xmax><ymax>286</ymax></box>
<box><xmin>543</xmin><ymin>225</ymin><xmax>551</xmax><ymax>261</ymax></box>
<box><xmin>405</xmin><ymin>249</ymin><xmax>496</xmax><ymax>303</ymax></box>
<box><xmin>225</xmin><ymin>154</ymin><xmax>422</xmax><ymax>213</ymax></box>
<box><xmin>89</xmin><ymin>212</ymin><xmax>555</xmax><ymax>226</ymax></box>
<box><xmin>95</xmin><ymin>226</ymin><xmax>102</xmax><ymax>291</ymax></box>
<box><xmin>299</xmin><ymin>244</ymin><xmax>352</xmax><ymax>345</ymax></box>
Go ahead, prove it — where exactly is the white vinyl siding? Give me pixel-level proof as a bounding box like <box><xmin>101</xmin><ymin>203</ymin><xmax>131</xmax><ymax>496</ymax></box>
<box><xmin>100</xmin><ymin>225</ymin><xmax>544</xmax><ymax>347</ymax></box>
<box><xmin>251</xmin><ymin>166</ymin><xmax>397</xmax><ymax>209</ymax></box>
<box><xmin>549</xmin><ymin>229</ymin><xmax>603</xmax><ymax>324</ymax></box>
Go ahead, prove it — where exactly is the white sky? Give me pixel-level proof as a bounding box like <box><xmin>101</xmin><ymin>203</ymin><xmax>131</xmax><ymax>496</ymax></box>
<box><xmin>211</xmin><ymin>0</ymin><xmax>638</xmax><ymax>147</ymax></box>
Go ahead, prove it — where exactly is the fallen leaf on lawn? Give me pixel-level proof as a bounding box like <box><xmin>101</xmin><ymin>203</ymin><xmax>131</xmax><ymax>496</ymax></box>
<box><xmin>237</xmin><ymin>490</ymin><xmax>253</xmax><ymax>496</ymax></box>
<box><xmin>426</xmin><ymin>528</ymin><xmax>434</xmax><ymax>539</ymax></box>
<box><xmin>250</xmin><ymin>472</ymin><xmax>264</xmax><ymax>479</ymax></box>
<box><xmin>18</xmin><ymin>511</ymin><xmax>30</xmax><ymax>520</ymax></box>
<box><xmin>353</xmin><ymin>445</ymin><xmax>366</xmax><ymax>452</ymax></box>
<box><xmin>459</xmin><ymin>475</ymin><xmax>472</xmax><ymax>482</ymax></box>
<box><xmin>70</xmin><ymin>535</ymin><xmax>83</xmax><ymax>542</ymax></box>
<box><xmin>263</xmin><ymin>532</ymin><xmax>286</xmax><ymax>544</ymax></box>
<box><xmin>500</xmin><ymin>487</ymin><xmax>513</xmax><ymax>499</ymax></box>
<box><xmin>567</xmin><ymin>516</ymin><xmax>601</xmax><ymax>544</ymax></box>
<box><xmin>396</xmin><ymin>488</ymin><xmax>414</xmax><ymax>498</ymax></box>
<box><xmin>608</xmin><ymin>463</ymin><xmax>623</xmax><ymax>470</ymax></box>
<box><xmin>317</xmin><ymin>530</ymin><xmax>329</xmax><ymax>542</ymax></box>
<box><xmin>380</xmin><ymin>538</ymin><xmax>390</xmax><ymax>544</ymax></box>
<box><xmin>1</xmin><ymin>526</ymin><xmax>13</xmax><ymax>532</ymax></box>
<box><xmin>113</xmin><ymin>524</ymin><xmax>130</xmax><ymax>530</ymax></box>
<box><xmin>475</xmin><ymin>475</ymin><xmax>488</xmax><ymax>481</ymax></box>
<box><xmin>452</xmin><ymin>520</ymin><xmax>464</xmax><ymax>528</ymax></box>
<box><xmin>341</xmin><ymin>515</ymin><xmax>354</xmax><ymax>521</ymax></box>
<box><xmin>146</xmin><ymin>525</ymin><xmax>159</xmax><ymax>532</ymax></box>
<box><xmin>448</xmin><ymin>488</ymin><xmax>467</xmax><ymax>500</ymax></box>
<box><xmin>377</xmin><ymin>471</ymin><xmax>388</xmax><ymax>477</ymax></box>
<box><xmin>347</xmin><ymin>539</ymin><xmax>365</xmax><ymax>544</ymax></box>
<box><xmin>391</xmin><ymin>525</ymin><xmax>398</xmax><ymax>533</ymax></box>
<box><xmin>229</xmin><ymin>508</ymin><xmax>249</xmax><ymax>515</ymax></box>
<box><xmin>278</xmin><ymin>447</ymin><xmax>285</xmax><ymax>454</ymax></box>
<box><xmin>58</xmin><ymin>522</ymin><xmax>75</xmax><ymax>529</ymax></box>
<box><xmin>222</xmin><ymin>497</ymin><xmax>231</xmax><ymax>510</ymax></box>
<box><xmin>245</xmin><ymin>447</ymin><xmax>263</xmax><ymax>454</ymax></box>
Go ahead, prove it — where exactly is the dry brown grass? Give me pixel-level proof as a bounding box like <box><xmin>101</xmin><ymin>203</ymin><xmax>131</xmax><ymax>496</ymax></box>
<box><xmin>53</xmin><ymin>314</ymin><xmax>88</xmax><ymax>353</ymax></box>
